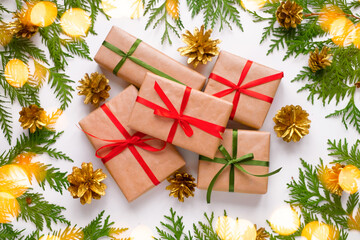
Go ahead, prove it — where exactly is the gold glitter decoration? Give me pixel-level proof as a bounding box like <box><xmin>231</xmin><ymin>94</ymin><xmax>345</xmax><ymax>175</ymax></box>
<box><xmin>309</xmin><ymin>46</ymin><xmax>332</xmax><ymax>72</ymax></box>
<box><xmin>276</xmin><ymin>0</ymin><xmax>303</xmax><ymax>29</ymax></box>
<box><xmin>166</xmin><ymin>172</ymin><xmax>196</xmax><ymax>202</ymax></box>
<box><xmin>67</xmin><ymin>162</ymin><xmax>107</xmax><ymax>205</ymax></box>
<box><xmin>273</xmin><ymin>105</ymin><xmax>311</xmax><ymax>142</ymax></box>
<box><xmin>77</xmin><ymin>72</ymin><xmax>111</xmax><ymax>107</ymax></box>
<box><xmin>256</xmin><ymin>225</ymin><xmax>270</xmax><ymax>240</ymax></box>
<box><xmin>19</xmin><ymin>105</ymin><xmax>48</xmax><ymax>133</ymax></box>
<box><xmin>178</xmin><ymin>25</ymin><xmax>221</xmax><ymax>68</ymax></box>
<box><xmin>0</xmin><ymin>21</ymin><xmax>20</xmax><ymax>46</ymax></box>
<box><xmin>318</xmin><ymin>163</ymin><xmax>344</xmax><ymax>196</ymax></box>
<box><xmin>166</xmin><ymin>0</ymin><xmax>179</xmax><ymax>19</ymax></box>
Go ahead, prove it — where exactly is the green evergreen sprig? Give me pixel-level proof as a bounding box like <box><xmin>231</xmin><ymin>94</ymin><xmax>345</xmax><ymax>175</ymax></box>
<box><xmin>0</xmin><ymin>0</ymin><xmax>108</xmax><ymax>143</ymax></box>
<box><xmin>17</xmin><ymin>192</ymin><xmax>69</xmax><ymax>231</ymax></box>
<box><xmin>249</xmin><ymin>0</ymin><xmax>360</xmax><ymax>134</ymax></box>
<box><xmin>143</xmin><ymin>0</ymin><xmax>243</xmax><ymax>44</ymax></box>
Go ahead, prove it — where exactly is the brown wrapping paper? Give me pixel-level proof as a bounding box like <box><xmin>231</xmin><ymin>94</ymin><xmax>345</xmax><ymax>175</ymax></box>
<box><xmin>128</xmin><ymin>73</ymin><xmax>233</xmax><ymax>159</ymax></box>
<box><xmin>204</xmin><ymin>50</ymin><xmax>282</xmax><ymax>129</ymax></box>
<box><xmin>79</xmin><ymin>85</ymin><xmax>186</xmax><ymax>202</ymax></box>
<box><xmin>94</xmin><ymin>26</ymin><xmax>206</xmax><ymax>90</ymax></box>
<box><xmin>197</xmin><ymin>129</ymin><xmax>270</xmax><ymax>194</ymax></box>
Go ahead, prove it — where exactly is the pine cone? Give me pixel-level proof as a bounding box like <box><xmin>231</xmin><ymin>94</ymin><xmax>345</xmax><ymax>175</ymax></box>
<box><xmin>178</xmin><ymin>25</ymin><xmax>221</xmax><ymax>68</ymax></box>
<box><xmin>67</xmin><ymin>162</ymin><xmax>107</xmax><ymax>205</ymax></box>
<box><xmin>355</xmin><ymin>81</ymin><xmax>360</xmax><ymax>88</ymax></box>
<box><xmin>13</xmin><ymin>13</ymin><xmax>39</xmax><ymax>39</ymax></box>
<box><xmin>255</xmin><ymin>225</ymin><xmax>270</xmax><ymax>240</ymax></box>
<box><xmin>77</xmin><ymin>72</ymin><xmax>111</xmax><ymax>107</ymax></box>
<box><xmin>318</xmin><ymin>163</ymin><xmax>344</xmax><ymax>196</ymax></box>
<box><xmin>276</xmin><ymin>1</ymin><xmax>303</xmax><ymax>29</ymax></box>
<box><xmin>166</xmin><ymin>172</ymin><xmax>196</xmax><ymax>202</ymax></box>
<box><xmin>19</xmin><ymin>105</ymin><xmax>48</xmax><ymax>133</ymax></box>
<box><xmin>273</xmin><ymin>105</ymin><xmax>311</xmax><ymax>142</ymax></box>
<box><xmin>309</xmin><ymin>46</ymin><xmax>332</xmax><ymax>72</ymax></box>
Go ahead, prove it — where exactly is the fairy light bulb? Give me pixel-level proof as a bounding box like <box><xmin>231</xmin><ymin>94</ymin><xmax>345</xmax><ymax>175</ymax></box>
<box><xmin>339</xmin><ymin>165</ymin><xmax>360</xmax><ymax>194</ymax></box>
<box><xmin>101</xmin><ymin>0</ymin><xmax>144</xmax><ymax>19</ymax></box>
<box><xmin>29</xmin><ymin>1</ymin><xmax>57</xmax><ymax>27</ymax></box>
<box><xmin>301</xmin><ymin>221</ymin><xmax>339</xmax><ymax>240</ymax></box>
<box><xmin>0</xmin><ymin>164</ymin><xmax>31</xmax><ymax>197</ymax></box>
<box><xmin>330</xmin><ymin>17</ymin><xmax>355</xmax><ymax>46</ymax></box>
<box><xmin>216</xmin><ymin>216</ymin><xmax>257</xmax><ymax>240</ymax></box>
<box><xmin>241</xmin><ymin>0</ymin><xmax>267</xmax><ymax>11</ymax></box>
<box><xmin>269</xmin><ymin>206</ymin><xmax>300</xmax><ymax>236</ymax></box>
<box><xmin>4</xmin><ymin>59</ymin><xmax>29</xmax><ymax>88</ymax></box>
<box><xmin>130</xmin><ymin>225</ymin><xmax>154</xmax><ymax>240</ymax></box>
<box><xmin>60</xmin><ymin>8</ymin><xmax>91</xmax><ymax>38</ymax></box>
<box><xmin>0</xmin><ymin>192</ymin><xmax>20</xmax><ymax>223</ymax></box>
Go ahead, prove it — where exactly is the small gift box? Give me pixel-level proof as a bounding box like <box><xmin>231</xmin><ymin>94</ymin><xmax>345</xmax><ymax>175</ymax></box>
<box><xmin>204</xmin><ymin>51</ymin><xmax>283</xmax><ymax>129</ymax></box>
<box><xmin>128</xmin><ymin>73</ymin><xmax>233</xmax><ymax>159</ymax></box>
<box><xmin>94</xmin><ymin>26</ymin><xmax>206</xmax><ymax>90</ymax></box>
<box><xmin>197</xmin><ymin>129</ymin><xmax>281</xmax><ymax>203</ymax></box>
<box><xmin>79</xmin><ymin>85</ymin><xmax>186</xmax><ymax>202</ymax></box>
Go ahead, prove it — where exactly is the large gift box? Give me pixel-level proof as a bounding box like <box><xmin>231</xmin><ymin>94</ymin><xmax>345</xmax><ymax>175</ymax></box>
<box><xmin>204</xmin><ymin>51</ymin><xmax>283</xmax><ymax>129</ymax></box>
<box><xmin>94</xmin><ymin>26</ymin><xmax>206</xmax><ymax>90</ymax></box>
<box><xmin>197</xmin><ymin>129</ymin><xmax>281</xmax><ymax>203</ymax></box>
<box><xmin>128</xmin><ymin>73</ymin><xmax>233</xmax><ymax>159</ymax></box>
<box><xmin>79</xmin><ymin>85</ymin><xmax>186</xmax><ymax>202</ymax></box>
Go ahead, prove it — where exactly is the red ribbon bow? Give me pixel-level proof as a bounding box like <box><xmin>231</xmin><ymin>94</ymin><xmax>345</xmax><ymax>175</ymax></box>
<box><xmin>83</xmin><ymin>104</ymin><xmax>165</xmax><ymax>186</ymax></box>
<box><xmin>136</xmin><ymin>81</ymin><xmax>225</xmax><ymax>143</ymax></box>
<box><xmin>209</xmin><ymin>60</ymin><xmax>284</xmax><ymax>119</ymax></box>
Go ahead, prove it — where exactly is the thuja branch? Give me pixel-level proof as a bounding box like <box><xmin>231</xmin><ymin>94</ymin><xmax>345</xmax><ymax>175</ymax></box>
<box><xmin>303</xmin><ymin>12</ymin><xmax>360</xmax><ymax>20</ymax></box>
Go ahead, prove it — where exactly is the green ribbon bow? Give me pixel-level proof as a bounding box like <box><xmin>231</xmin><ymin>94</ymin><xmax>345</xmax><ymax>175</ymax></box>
<box><xmin>199</xmin><ymin>129</ymin><xmax>282</xmax><ymax>203</ymax></box>
<box><xmin>102</xmin><ymin>40</ymin><xmax>184</xmax><ymax>85</ymax></box>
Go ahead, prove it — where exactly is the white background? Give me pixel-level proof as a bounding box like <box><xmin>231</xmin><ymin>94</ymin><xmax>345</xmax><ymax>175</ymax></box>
<box><xmin>2</xmin><ymin>0</ymin><xmax>360</xmax><ymax>238</ymax></box>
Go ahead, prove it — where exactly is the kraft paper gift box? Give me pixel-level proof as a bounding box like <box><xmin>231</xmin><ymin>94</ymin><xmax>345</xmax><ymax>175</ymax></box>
<box><xmin>128</xmin><ymin>72</ymin><xmax>233</xmax><ymax>159</ymax></box>
<box><xmin>79</xmin><ymin>85</ymin><xmax>186</xmax><ymax>202</ymax></box>
<box><xmin>204</xmin><ymin>50</ymin><xmax>284</xmax><ymax>129</ymax></box>
<box><xmin>198</xmin><ymin>129</ymin><xmax>281</xmax><ymax>203</ymax></box>
<box><xmin>94</xmin><ymin>26</ymin><xmax>206</xmax><ymax>90</ymax></box>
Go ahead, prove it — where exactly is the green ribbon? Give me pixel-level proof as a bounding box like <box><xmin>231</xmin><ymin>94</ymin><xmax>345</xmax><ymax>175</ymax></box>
<box><xmin>199</xmin><ymin>129</ymin><xmax>282</xmax><ymax>203</ymax></box>
<box><xmin>102</xmin><ymin>40</ymin><xmax>184</xmax><ymax>86</ymax></box>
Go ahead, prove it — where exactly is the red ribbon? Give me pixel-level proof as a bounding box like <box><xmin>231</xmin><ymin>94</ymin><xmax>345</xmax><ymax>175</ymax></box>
<box><xmin>136</xmin><ymin>81</ymin><xmax>225</xmax><ymax>143</ymax></box>
<box><xmin>84</xmin><ymin>104</ymin><xmax>164</xmax><ymax>186</ymax></box>
<box><xmin>209</xmin><ymin>60</ymin><xmax>284</xmax><ymax>119</ymax></box>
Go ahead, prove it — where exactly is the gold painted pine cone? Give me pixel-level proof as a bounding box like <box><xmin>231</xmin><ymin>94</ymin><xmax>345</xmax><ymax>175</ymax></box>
<box><xmin>318</xmin><ymin>163</ymin><xmax>344</xmax><ymax>196</ymax></box>
<box><xmin>77</xmin><ymin>72</ymin><xmax>111</xmax><ymax>107</ymax></box>
<box><xmin>178</xmin><ymin>25</ymin><xmax>220</xmax><ymax>68</ymax></box>
<box><xmin>19</xmin><ymin>105</ymin><xmax>47</xmax><ymax>133</ymax></box>
<box><xmin>309</xmin><ymin>46</ymin><xmax>332</xmax><ymax>72</ymax></box>
<box><xmin>67</xmin><ymin>162</ymin><xmax>107</xmax><ymax>205</ymax></box>
<box><xmin>276</xmin><ymin>0</ymin><xmax>303</xmax><ymax>29</ymax></box>
<box><xmin>273</xmin><ymin>105</ymin><xmax>311</xmax><ymax>142</ymax></box>
<box><xmin>166</xmin><ymin>172</ymin><xmax>196</xmax><ymax>202</ymax></box>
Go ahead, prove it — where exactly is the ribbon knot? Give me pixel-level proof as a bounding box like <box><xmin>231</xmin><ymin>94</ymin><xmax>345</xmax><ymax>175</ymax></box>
<box><xmin>209</xmin><ymin>60</ymin><xmax>284</xmax><ymax>120</ymax></box>
<box><xmin>136</xmin><ymin>81</ymin><xmax>225</xmax><ymax>143</ymax></box>
<box><xmin>83</xmin><ymin>104</ymin><xmax>166</xmax><ymax>186</ymax></box>
<box><xmin>199</xmin><ymin>129</ymin><xmax>282</xmax><ymax>203</ymax></box>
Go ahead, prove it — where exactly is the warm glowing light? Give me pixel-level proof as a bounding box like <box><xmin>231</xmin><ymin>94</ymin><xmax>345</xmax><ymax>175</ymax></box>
<box><xmin>216</xmin><ymin>216</ymin><xmax>257</xmax><ymax>240</ymax></box>
<box><xmin>352</xmin><ymin>24</ymin><xmax>360</xmax><ymax>49</ymax></box>
<box><xmin>301</xmin><ymin>221</ymin><xmax>339</xmax><ymax>240</ymax></box>
<box><xmin>339</xmin><ymin>165</ymin><xmax>360</xmax><ymax>194</ymax></box>
<box><xmin>318</xmin><ymin>5</ymin><xmax>344</xmax><ymax>32</ymax></box>
<box><xmin>60</xmin><ymin>8</ymin><xmax>91</xmax><ymax>37</ymax></box>
<box><xmin>329</xmin><ymin>17</ymin><xmax>355</xmax><ymax>46</ymax></box>
<box><xmin>241</xmin><ymin>0</ymin><xmax>267</xmax><ymax>11</ymax></box>
<box><xmin>269</xmin><ymin>206</ymin><xmax>300</xmax><ymax>236</ymax></box>
<box><xmin>0</xmin><ymin>192</ymin><xmax>20</xmax><ymax>223</ymax></box>
<box><xmin>0</xmin><ymin>164</ymin><xmax>31</xmax><ymax>197</ymax></box>
<box><xmin>30</xmin><ymin>1</ymin><xmax>57</xmax><ymax>27</ymax></box>
<box><xmin>130</xmin><ymin>225</ymin><xmax>154</xmax><ymax>240</ymax></box>
<box><xmin>101</xmin><ymin>0</ymin><xmax>144</xmax><ymax>19</ymax></box>
<box><xmin>39</xmin><ymin>235</ymin><xmax>61</xmax><ymax>240</ymax></box>
<box><xmin>4</xmin><ymin>59</ymin><xmax>29</xmax><ymax>88</ymax></box>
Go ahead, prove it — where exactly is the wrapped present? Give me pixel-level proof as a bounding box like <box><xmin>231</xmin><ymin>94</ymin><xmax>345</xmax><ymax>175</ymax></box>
<box><xmin>94</xmin><ymin>26</ymin><xmax>206</xmax><ymax>90</ymax></box>
<box><xmin>197</xmin><ymin>129</ymin><xmax>281</xmax><ymax>203</ymax></box>
<box><xmin>79</xmin><ymin>85</ymin><xmax>186</xmax><ymax>202</ymax></box>
<box><xmin>204</xmin><ymin>51</ymin><xmax>284</xmax><ymax>129</ymax></box>
<box><xmin>128</xmin><ymin>73</ymin><xmax>233</xmax><ymax>159</ymax></box>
